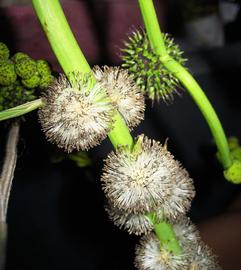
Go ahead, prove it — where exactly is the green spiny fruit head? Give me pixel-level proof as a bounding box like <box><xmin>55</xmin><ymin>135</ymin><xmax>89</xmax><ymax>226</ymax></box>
<box><xmin>0</xmin><ymin>60</ymin><xmax>17</xmax><ymax>86</ymax></box>
<box><xmin>11</xmin><ymin>52</ymin><xmax>30</xmax><ymax>63</ymax></box>
<box><xmin>36</xmin><ymin>59</ymin><xmax>51</xmax><ymax>76</ymax></box>
<box><xmin>21</xmin><ymin>73</ymin><xmax>41</xmax><ymax>88</ymax></box>
<box><xmin>121</xmin><ymin>30</ymin><xmax>186</xmax><ymax>102</ymax></box>
<box><xmin>15</xmin><ymin>57</ymin><xmax>37</xmax><ymax>79</ymax></box>
<box><xmin>0</xmin><ymin>42</ymin><xmax>10</xmax><ymax>60</ymax></box>
<box><xmin>39</xmin><ymin>74</ymin><xmax>54</xmax><ymax>89</ymax></box>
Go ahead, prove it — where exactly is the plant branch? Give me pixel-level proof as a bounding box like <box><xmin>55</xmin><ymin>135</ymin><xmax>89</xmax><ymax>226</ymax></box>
<box><xmin>0</xmin><ymin>98</ymin><xmax>44</xmax><ymax>122</ymax></box>
<box><xmin>32</xmin><ymin>0</ymin><xmax>180</xmax><ymax>256</ymax></box>
<box><xmin>138</xmin><ymin>0</ymin><xmax>232</xmax><ymax>170</ymax></box>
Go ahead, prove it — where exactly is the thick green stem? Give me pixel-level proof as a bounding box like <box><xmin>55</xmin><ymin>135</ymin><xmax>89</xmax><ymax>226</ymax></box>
<box><xmin>147</xmin><ymin>213</ymin><xmax>182</xmax><ymax>254</ymax></box>
<box><xmin>32</xmin><ymin>0</ymin><xmax>91</xmax><ymax>78</ymax></box>
<box><xmin>138</xmin><ymin>0</ymin><xmax>166</xmax><ymax>56</ymax></box>
<box><xmin>32</xmin><ymin>0</ymin><xmax>133</xmax><ymax>150</ymax></box>
<box><xmin>162</xmin><ymin>56</ymin><xmax>232</xmax><ymax>169</ymax></box>
<box><xmin>138</xmin><ymin>0</ymin><xmax>232</xmax><ymax>169</ymax></box>
<box><xmin>32</xmin><ymin>0</ymin><xmax>179</xmax><ymax>257</ymax></box>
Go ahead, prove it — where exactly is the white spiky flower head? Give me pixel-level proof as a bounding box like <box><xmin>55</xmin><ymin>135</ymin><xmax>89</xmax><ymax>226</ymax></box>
<box><xmin>105</xmin><ymin>204</ymin><xmax>153</xmax><ymax>236</ymax></box>
<box><xmin>135</xmin><ymin>233</ymin><xmax>189</xmax><ymax>270</ymax></box>
<box><xmin>101</xmin><ymin>134</ymin><xmax>195</xmax><ymax>216</ymax></box>
<box><xmin>160</xmin><ymin>166</ymin><xmax>195</xmax><ymax>221</ymax></box>
<box><xmin>189</xmin><ymin>242</ymin><xmax>221</xmax><ymax>270</ymax></box>
<box><xmin>39</xmin><ymin>73</ymin><xmax>115</xmax><ymax>152</ymax></box>
<box><xmin>94</xmin><ymin>66</ymin><xmax>145</xmax><ymax>130</ymax></box>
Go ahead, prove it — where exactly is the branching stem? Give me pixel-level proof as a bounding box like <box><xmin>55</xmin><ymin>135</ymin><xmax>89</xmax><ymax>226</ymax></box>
<box><xmin>32</xmin><ymin>0</ymin><xmax>180</xmax><ymax>256</ymax></box>
<box><xmin>138</xmin><ymin>0</ymin><xmax>232</xmax><ymax>169</ymax></box>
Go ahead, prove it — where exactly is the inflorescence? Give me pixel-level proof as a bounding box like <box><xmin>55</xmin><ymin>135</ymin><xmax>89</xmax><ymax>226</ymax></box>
<box><xmin>122</xmin><ymin>30</ymin><xmax>186</xmax><ymax>102</ymax></box>
<box><xmin>0</xmin><ymin>42</ymin><xmax>54</xmax><ymax>111</ymax></box>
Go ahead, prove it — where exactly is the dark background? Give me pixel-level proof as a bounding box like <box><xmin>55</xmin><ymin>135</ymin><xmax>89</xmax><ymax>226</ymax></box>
<box><xmin>1</xmin><ymin>0</ymin><xmax>241</xmax><ymax>269</ymax></box>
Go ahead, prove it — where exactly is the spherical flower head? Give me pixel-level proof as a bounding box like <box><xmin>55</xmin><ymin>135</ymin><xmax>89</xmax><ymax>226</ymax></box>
<box><xmin>135</xmin><ymin>234</ymin><xmax>189</xmax><ymax>270</ymax></box>
<box><xmin>15</xmin><ymin>57</ymin><xmax>37</xmax><ymax>79</ymax></box>
<box><xmin>105</xmin><ymin>204</ymin><xmax>153</xmax><ymax>236</ymax></box>
<box><xmin>189</xmin><ymin>242</ymin><xmax>221</xmax><ymax>270</ymax></box>
<box><xmin>36</xmin><ymin>60</ymin><xmax>51</xmax><ymax>76</ymax></box>
<box><xmin>11</xmin><ymin>52</ymin><xmax>30</xmax><ymax>63</ymax></box>
<box><xmin>94</xmin><ymin>66</ymin><xmax>145</xmax><ymax>130</ymax></box>
<box><xmin>160</xmin><ymin>163</ymin><xmax>195</xmax><ymax>220</ymax></box>
<box><xmin>22</xmin><ymin>74</ymin><xmax>41</xmax><ymax>89</ymax></box>
<box><xmin>122</xmin><ymin>30</ymin><xmax>186</xmax><ymax>102</ymax></box>
<box><xmin>39</xmin><ymin>74</ymin><xmax>54</xmax><ymax>89</ymax></box>
<box><xmin>0</xmin><ymin>60</ymin><xmax>17</xmax><ymax>86</ymax></box>
<box><xmin>102</xmin><ymin>135</ymin><xmax>194</xmax><ymax>215</ymax></box>
<box><xmin>0</xmin><ymin>42</ymin><xmax>10</xmax><ymax>60</ymax></box>
<box><xmin>39</xmin><ymin>73</ymin><xmax>115</xmax><ymax>152</ymax></box>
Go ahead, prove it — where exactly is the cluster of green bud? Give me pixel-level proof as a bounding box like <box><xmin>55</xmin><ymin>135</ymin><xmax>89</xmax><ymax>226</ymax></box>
<box><xmin>121</xmin><ymin>30</ymin><xmax>186</xmax><ymax>102</ymax></box>
<box><xmin>0</xmin><ymin>42</ymin><xmax>54</xmax><ymax>110</ymax></box>
<box><xmin>223</xmin><ymin>137</ymin><xmax>241</xmax><ymax>184</ymax></box>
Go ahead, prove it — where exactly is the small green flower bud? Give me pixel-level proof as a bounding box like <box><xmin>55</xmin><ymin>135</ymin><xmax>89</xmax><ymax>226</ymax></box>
<box><xmin>39</xmin><ymin>74</ymin><xmax>54</xmax><ymax>89</ymax></box>
<box><xmin>15</xmin><ymin>58</ymin><xmax>37</xmax><ymax>79</ymax></box>
<box><xmin>0</xmin><ymin>60</ymin><xmax>17</xmax><ymax>86</ymax></box>
<box><xmin>36</xmin><ymin>59</ymin><xmax>51</xmax><ymax>75</ymax></box>
<box><xmin>11</xmin><ymin>52</ymin><xmax>30</xmax><ymax>63</ymax></box>
<box><xmin>22</xmin><ymin>74</ymin><xmax>41</xmax><ymax>88</ymax></box>
<box><xmin>0</xmin><ymin>42</ymin><xmax>10</xmax><ymax>60</ymax></box>
<box><xmin>224</xmin><ymin>160</ymin><xmax>241</xmax><ymax>184</ymax></box>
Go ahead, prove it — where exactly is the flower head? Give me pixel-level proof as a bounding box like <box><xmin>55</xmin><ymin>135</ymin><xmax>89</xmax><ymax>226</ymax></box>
<box><xmin>135</xmin><ymin>234</ymin><xmax>189</xmax><ymax>270</ymax></box>
<box><xmin>39</xmin><ymin>73</ymin><xmax>114</xmax><ymax>152</ymax></box>
<box><xmin>105</xmin><ymin>204</ymin><xmax>153</xmax><ymax>236</ymax></box>
<box><xmin>101</xmin><ymin>135</ymin><xmax>194</xmax><ymax>216</ymax></box>
<box><xmin>94</xmin><ymin>66</ymin><xmax>145</xmax><ymax>129</ymax></box>
<box><xmin>122</xmin><ymin>30</ymin><xmax>186</xmax><ymax>102</ymax></box>
<box><xmin>160</xmin><ymin>164</ymin><xmax>195</xmax><ymax>221</ymax></box>
<box><xmin>189</xmin><ymin>242</ymin><xmax>221</xmax><ymax>270</ymax></box>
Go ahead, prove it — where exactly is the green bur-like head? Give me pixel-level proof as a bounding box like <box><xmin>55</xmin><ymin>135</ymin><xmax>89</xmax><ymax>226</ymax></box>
<box><xmin>122</xmin><ymin>30</ymin><xmax>186</xmax><ymax>101</ymax></box>
<box><xmin>0</xmin><ymin>82</ymin><xmax>35</xmax><ymax>110</ymax></box>
<box><xmin>36</xmin><ymin>60</ymin><xmax>54</xmax><ymax>89</ymax></box>
<box><xmin>11</xmin><ymin>52</ymin><xmax>30</xmax><ymax>63</ymax></box>
<box><xmin>0</xmin><ymin>60</ymin><xmax>17</xmax><ymax>86</ymax></box>
<box><xmin>0</xmin><ymin>42</ymin><xmax>10</xmax><ymax>60</ymax></box>
<box><xmin>15</xmin><ymin>57</ymin><xmax>37</xmax><ymax>79</ymax></box>
<box><xmin>22</xmin><ymin>74</ymin><xmax>41</xmax><ymax>89</ymax></box>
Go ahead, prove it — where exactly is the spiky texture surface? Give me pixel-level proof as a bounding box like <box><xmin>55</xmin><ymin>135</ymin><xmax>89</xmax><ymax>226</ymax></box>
<box><xmin>135</xmin><ymin>219</ymin><xmax>220</xmax><ymax>270</ymax></box>
<box><xmin>105</xmin><ymin>204</ymin><xmax>153</xmax><ymax>236</ymax></box>
<box><xmin>39</xmin><ymin>73</ymin><xmax>114</xmax><ymax>152</ymax></box>
<box><xmin>94</xmin><ymin>66</ymin><xmax>145</xmax><ymax>130</ymax></box>
<box><xmin>135</xmin><ymin>234</ymin><xmax>189</xmax><ymax>270</ymax></box>
<box><xmin>122</xmin><ymin>30</ymin><xmax>186</xmax><ymax>102</ymax></box>
<box><xmin>101</xmin><ymin>135</ymin><xmax>195</xmax><ymax>215</ymax></box>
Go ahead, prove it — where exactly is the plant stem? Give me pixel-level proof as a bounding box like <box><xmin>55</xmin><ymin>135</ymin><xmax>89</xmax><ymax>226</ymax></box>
<box><xmin>32</xmin><ymin>0</ymin><xmax>133</xmax><ymax>150</ymax></box>
<box><xmin>138</xmin><ymin>0</ymin><xmax>166</xmax><ymax>56</ymax></box>
<box><xmin>32</xmin><ymin>0</ymin><xmax>180</xmax><ymax>256</ymax></box>
<box><xmin>138</xmin><ymin>0</ymin><xmax>232</xmax><ymax>169</ymax></box>
<box><xmin>162</xmin><ymin>56</ymin><xmax>232</xmax><ymax>169</ymax></box>
<box><xmin>0</xmin><ymin>98</ymin><xmax>43</xmax><ymax>122</ymax></box>
<box><xmin>32</xmin><ymin>0</ymin><xmax>91</xmax><ymax>78</ymax></box>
